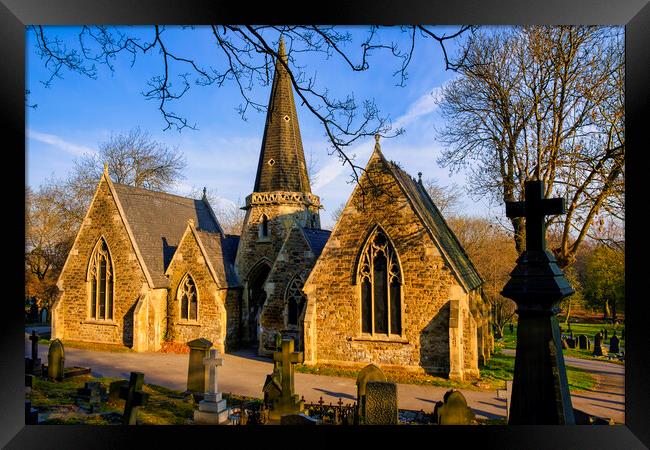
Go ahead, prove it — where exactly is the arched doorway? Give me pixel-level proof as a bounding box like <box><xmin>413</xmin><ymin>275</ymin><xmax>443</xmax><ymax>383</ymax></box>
<box><xmin>247</xmin><ymin>261</ymin><xmax>271</xmax><ymax>345</ymax></box>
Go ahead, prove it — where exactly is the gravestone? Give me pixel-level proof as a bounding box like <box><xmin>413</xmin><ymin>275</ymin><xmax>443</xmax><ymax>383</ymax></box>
<box><xmin>434</xmin><ymin>390</ymin><xmax>476</xmax><ymax>425</ymax></box>
<box><xmin>577</xmin><ymin>335</ymin><xmax>590</xmax><ymax>350</ymax></box>
<box><xmin>268</xmin><ymin>338</ymin><xmax>305</xmax><ymax>420</ymax></box>
<box><xmin>603</xmin><ymin>329</ymin><xmax>608</xmax><ymax>340</ymax></box>
<box><xmin>108</xmin><ymin>380</ymin><xmax>129</xmax><ymax>404</ymax></box>
<box><xmin>501</xmin><ymin>180</ymin><xmax>575</xmax><ymax>424</ymax></box>
<box><xmin>496</xmin><ymin>380</ymin><xmax>513</xmax><ymax>421</ymax></box>
<box><xmin>356</xmin><ymin>363</ymin><xmax>387</xmax><ymax>423</ymax></box>
<box><xmin>27</xmin><ymin>331</ymin><xmax>42</xmax><ymax>376</ymax></box>
<box><xmin>280</xmin><ymin>413</ymin><xmax>319</xmax><ymax>425</ymax></box>
<box><xmin>194</xmin><ymin>349</ymin><xmax>229</xmax><ymax>424</ymax></box>
<box><xmin>263</xmin><ymin>334</ymin><xmax>283</xmax><ymax>408</ymax></box>
<box><xmin>76</xmin><ymin>381</ymin><xmax>106</xmax><ymax>413</ymax></box>
<box><xmin>609</xmin><ymin>333</ymin><xmax>620</xmax><ymax>354</ymax></box>
<box><xmin>566</xmin><ymin>337</ymin><xmax>575</xmax><ymax>349</ymax></box>
<box><xmin>25</xmin><ymin>374</ymin><xmax>38</xmax><ymax>424</ymax></box>
<box><xmin>364</xmin><ymin>381</ymin><xmax>398</xmax><ymax>425</ymax></box>
<box><xmin>47</xmin><ymin>339</ymin><xmax>65</xmax><ymax>381</ymax></box>
<box><xmin>592</xmin><ymin>332</ymin><xmax>607</xmax><ymax>357</ymax></box>
<box><xmin>186</xmin><ymin>338</ymin><xmax>213</xmax><ymax>396</ymax></box>
<box><xmin>119</xmin><ymin>372</ymin><xmax>149</xmax><ymax>425</ymax></box>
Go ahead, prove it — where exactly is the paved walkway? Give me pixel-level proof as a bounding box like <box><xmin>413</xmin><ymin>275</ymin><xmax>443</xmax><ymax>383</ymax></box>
<box><xmin>26</xmin><ymin>329</ymin><xmax>624</xmax><ymax>423</ymax></box>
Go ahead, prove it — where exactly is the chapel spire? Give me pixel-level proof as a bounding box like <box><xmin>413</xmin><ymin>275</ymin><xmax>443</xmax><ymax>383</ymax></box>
<box><xmin>253</xmin><ymin>37</ymin><xmax>311</xmax><ymax>194</ymax></box>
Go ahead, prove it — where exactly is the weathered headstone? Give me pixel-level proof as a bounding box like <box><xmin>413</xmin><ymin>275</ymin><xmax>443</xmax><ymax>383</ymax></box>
<box><xmin>76</xmin><ymin>381</ymin><xmax>106</xmax><ymax>413</ymax></box>
<box><xmin>577</xmin><ymin>334</ymin><xmax>590</xmax><ymax>350</ymax></box>
<box><xmin>186</xmin><ymin>338</ymin><xmax>213</xmax><ymax>396</ymax></box>
<box><xmin>280</xmin><ymin>413</ymin><xmax>319</xmax><ymax>425</ymax></box>
<box><xmin>364</xmin><ymin>381</ymin><xmax>398</xmax><ymax>425</ymax></box>
<box><xmin>434</xmin><ymin>390</ymin><xmax>476</xmax><ymax>425</ymax></box>
<box><xmin>268</xmin><ymin>338</ymin><xmax>305</xmax><ymax>420</ymax></box>
<box><xmin>263</xmin><ymin>334</ymin><xmax>283</xmax><ymax>408</ymax></box>
<box><xmin>108</xmin><ymin>380</ymin><xmax>129</xmax><ymax>404</ymax></box>
<box><xmin>356</xmin><ymin>363</ymin><xmax>387</xmax><ymax>423</ymax></box>
<box><xmin>496</xmin><ymin>380</ymin><xmax>513</xmax><ymax>421</ymax></box>
<box><xmin>47</xmin><ymin>339</ymin><xmax>65</xmax><ymax>381</ymax></box>
<box><xmin>501</xmin><ymin>180</ymin><xmax>575</xmax><ymax>424</ymax></box>
<box><xmin>603</xmin><ymin>329</ymin><xmax>608</xmax><ymax>340</ymax></box>
<box><xmin>609</xmin><ymin>333</ymin><xmax>620</xmax><ymax>354</ymax></box>
<box><xmin>119</xmin><ymin>371</ymin><xmax>149</xmax><ymax>425</ymax></box>
<box><xmin>592</xmin><ymin>332</ymin><xmax>607</xmax><ymax>357</ymax></box>
<box><xmin>27</xmin><ymin>331</ymin><xmax>42</xmax><ymax>376</ymax></box>
<box><xmin>566</xmin><ymin>337</ymin><xmax>576</xmax><ymax>349</ymax></box>
<box><xmin>194</xmin><ymin>349</ymin><xmax>229</xmax><ymax>424</ymax></box>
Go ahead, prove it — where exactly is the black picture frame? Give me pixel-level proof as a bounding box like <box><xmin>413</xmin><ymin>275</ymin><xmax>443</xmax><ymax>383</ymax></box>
<box><xmin>2</xmin><ymin>1</ymin><xmax>648</xmax><ymax>448</ymax></box>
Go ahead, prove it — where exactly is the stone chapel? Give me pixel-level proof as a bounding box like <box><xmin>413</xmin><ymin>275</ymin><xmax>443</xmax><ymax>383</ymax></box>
<box><xmin>51</xmin><ymin>39</ymin><xmax>491</xmax><ymax>380</ymax></box>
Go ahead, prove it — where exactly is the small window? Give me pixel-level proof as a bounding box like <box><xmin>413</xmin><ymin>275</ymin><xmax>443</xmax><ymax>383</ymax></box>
<box><xmin>259</xmin><ymin>214</ymin><xmax>270</xmax><ymax>239</ymax></box>
<box><xmin>286</xmin><ymin>275</ymin><xmax>306</xmax><ymax>327</ymax></box>
<box><xmin>179</xmin><ymin>275</ymin><xmax>198</xmax><ymax>321</ymax></box>
<box><xmin>283</xmin><ymin>115</ymin><xmax>291</xmax><ymax>122</ymax></box>
<box><xmin>88</xmin><ymin>238</ymin><xmax>113</xmax><ymax>321</ymax></box>
<box><xmin>268</xmin><ymin>159</ymin><xmax>275</xmax><ymax>166</ymax></box>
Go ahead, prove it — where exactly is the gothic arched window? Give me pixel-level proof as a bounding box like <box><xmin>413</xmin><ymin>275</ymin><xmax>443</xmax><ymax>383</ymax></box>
<box><xmin>88</xmin><ymin>238</ymin><xmax>113</xmax><ymax>320</ymax></box>
<box><xmin>285</xmin><ymin>275</ymin><xmax>307</xmax><ymax>327</ymax></box>
<box><xmin>179</xmin><ymin>274</ymin><xmax>198</xmax><ymax>321</ymax></box>
<box><xmin>358</xmin><ymin>228</ymin><xmax>402</xmax><ymax>335</ymax></box>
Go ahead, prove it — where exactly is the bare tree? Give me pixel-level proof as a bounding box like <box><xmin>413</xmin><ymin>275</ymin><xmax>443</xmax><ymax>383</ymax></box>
<box><xmin>447</xmin><ymin>215</ymin><xmax>519</xmax><ymax>338</ymax></box>
<box><xmin>74</xmin><ymin>127</ymin><xmax>187</xmax><ymax>192</ymax></box>
<box><xmin>29</xmin><ymin>25</ymin><xmax>473</xmax><ymax>185</ymax></box>
<box><xmin>436</xmin><ymin>26</ymin><xmax>624</xmax><ymax>269</ymax></box>
<box><xmin>423</xmin><ymin>177</ymin><xmax>464</xmax><ymax>215</ymax></box>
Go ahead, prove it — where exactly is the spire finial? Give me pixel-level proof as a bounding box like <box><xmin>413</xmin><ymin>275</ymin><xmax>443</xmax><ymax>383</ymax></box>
<box><xmin>374</xmin><ymin>134</ymin><xmax>381</xmax><ymax>146</ymax></box>
<box><xmin>278</xmin><ymin>36</ymin><xmax>288</xmax><ymax>64</ymax></box>
<box><xmin>418</xmin><ymin>172</ymin><xmax>423</xmax><ymax>184</ymax></box>
<box><xmin>187</xmin><ymin>218</ymin><xmax>195</xmax><ymax>228</ymax></box>
<box><xmin>202</xmin><ymin>186</ymin><xmax>207</xmax><ymax>199</ymax></box>
<box><xmin>103</xmin><ymin>163</ymin><xmax>109</xmax><ymax>176</ymax></box>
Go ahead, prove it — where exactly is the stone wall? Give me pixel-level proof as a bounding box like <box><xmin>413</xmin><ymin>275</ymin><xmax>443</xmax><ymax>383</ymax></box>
<box><xmin>165</xmin><ymin>229</ymin><xmax>228</xmax><ymax>353</ymax></box>
<box><xmin>54</xmin><ymin>177</ymin><xmax>149</xmax><ymax>347</ymax></box>
<box><xmin>303</xmin><ymin>151</ymin><xmax>475</xmax><ymax>377</ymax></box>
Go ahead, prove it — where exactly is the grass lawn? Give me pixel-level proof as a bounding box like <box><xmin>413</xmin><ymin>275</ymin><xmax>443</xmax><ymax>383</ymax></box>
<box><xmin>30</xmin><ymin>374</ymin><xmax>260</xmax><ymax>425</ymax></box>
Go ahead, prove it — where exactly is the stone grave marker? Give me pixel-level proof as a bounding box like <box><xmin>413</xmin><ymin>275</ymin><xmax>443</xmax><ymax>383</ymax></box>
<box><xmin>356</xmin><ymin>363</ymin><xmax>387</xmax><ymax>423</ymax></box>
<box><xmin>119</xmin><ymin>371</ymin><xmax>150</xmax><ymax>425</ymax></box>
<box><xmin>364</xmin><ymin>381</ymin><xmax>398</xmax><ymax>425</ymax></box>
<box><xmin>263</xmin><ymin>334</ymin><xmax>283</xmax><ymax>408</ymax></box>
<box><xmin>434</xmin><ymin>389</ymin><xmax>476</xmax><ymax>425</ymax></box>
<box><xmin>566</xmin><ymin>337</ymin><xmax>576</xmax><ymax>349</ymax></box>
<box><xmin>194</xmin><ymin>349</ymin><xmax>229</xmax><ymax>424</ymax></box>
<box><xmin>47</xmin><ymin>339</ymin><xmax>65</xmax><ymax>381</ymax></box>
<box><xmin>76</xmin><ymin>381</ymin><xmax>106</xmax><ymax>413</ymax></box>
<box><xmin>108</xmin><ymin>380</ymin><xmax>129</xmax><ymax>404</ymax></box>
<box><xmin>609</xmin><ymin>333</ymin><xmax>620</xmax><ymax>354</ymax></box>
<box><xmin>592</xmin><ymin>332</ymin><xmax>607</xmax><ymax>357</ymax></box>
<box><xmin>496</xmin><ymin>380</ymin><xmax>513</xmax><ymax>421</ymax></box>
<box><xmin>501</xmin><ymin>180</ymin><xmax>575</xmax><ymax>424</ymax></box>
<box><xmin>186</xmin><ymin>338</ymin><xmax>213</xmax><ymax>396</ymax></box>
<box><xmin>603</xmin><ymin>329</ymin><xmax>608</xmax><ymax>340</ymax></box>
<box><xmin>280</xmin><ymin>413</ymin><xmax>319</xmax><ymax>425</ymax></box>
<box><xmin>268</xmin><ymin>338</ymin><xmax>305</xmax><ymax>420</ymax></box>
<box><xmin>577</xmin><ymin>335</ymin><xmax>590</xmax><ymax>350</ymax></box>
<box><xmin>25</xmin><ymin>374</ymin><xmax>38</xmax><ymax>424</ymax></box>
<box><xmin>27</xmin><ymin>331</ymin><xmax>42</xmax><ymax>376</ymax></box>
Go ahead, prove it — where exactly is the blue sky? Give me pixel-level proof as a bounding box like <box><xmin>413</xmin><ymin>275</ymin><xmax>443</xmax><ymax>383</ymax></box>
<box><xmin>25</xmin><ymin>26</ymin><xmax>498</xmax><ymax>228</ymax></box>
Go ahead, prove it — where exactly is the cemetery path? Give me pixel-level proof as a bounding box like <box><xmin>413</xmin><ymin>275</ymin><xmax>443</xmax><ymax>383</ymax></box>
<box><xmin>503</xmin><ymin>349</ymin><xmax>625</xmax><ymax>423</ymax></box>
<box><xmin>26</xmin><ymin>331</ymin><xmax>623</xmax><ymax>423</ymax></box>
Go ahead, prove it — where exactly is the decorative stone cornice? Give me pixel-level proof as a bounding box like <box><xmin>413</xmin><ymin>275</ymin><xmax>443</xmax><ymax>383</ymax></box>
<box><xmin>245</xmin><ymin>191</ymin><xmax>321</xmax><ymax>209</ymax></box>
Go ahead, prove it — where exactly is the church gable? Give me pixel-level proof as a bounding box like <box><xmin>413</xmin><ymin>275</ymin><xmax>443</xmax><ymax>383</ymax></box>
<box><xmin>164</xmin><ymin>223</ymin><xmax>230</xmax><ymax>351</ymax></box>
<box><xmin>303</xmin><ymin>141</ymin><xmax>481</xmax><ymax>378</ymax></box>
<box><xmin>53</xmin><ymin>173</ymin><xmax>151</xmax><ymax>346</ymax></box>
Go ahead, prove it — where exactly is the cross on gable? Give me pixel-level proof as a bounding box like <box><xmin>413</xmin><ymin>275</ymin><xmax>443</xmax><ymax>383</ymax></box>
<box><xmin>505</xmin><ymin>180</ymin><xmax>565</xmax><ymax>252</ymax></box>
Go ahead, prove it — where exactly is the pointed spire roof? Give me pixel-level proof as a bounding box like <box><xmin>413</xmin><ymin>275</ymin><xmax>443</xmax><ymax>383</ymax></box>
<box><xmin>253</xmin><ymin>37</ymin><xmax>311</xmax><ymax>193</ymax></box>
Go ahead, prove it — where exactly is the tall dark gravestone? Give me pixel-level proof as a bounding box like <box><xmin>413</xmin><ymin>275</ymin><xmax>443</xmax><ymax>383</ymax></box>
<box><xmin>502</xmin><ymin>180</ymin><xmax>575</xmax><ymax>425</ymax></box>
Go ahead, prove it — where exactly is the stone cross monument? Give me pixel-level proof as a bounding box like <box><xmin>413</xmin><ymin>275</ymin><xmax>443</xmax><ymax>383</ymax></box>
<box><xmin>194</xmin><ymin>349</ymin><xmax>229</xmax><ymax>424</ymax></box>
<box><xmin>502</xmin><ymin>180</ymin><xmax>575</xmax><ymax>424</ymax></box>
<box><xmin>269</xmin><ymin>338</ymin><xmax>305</xmax><ymax>420</ymax></box>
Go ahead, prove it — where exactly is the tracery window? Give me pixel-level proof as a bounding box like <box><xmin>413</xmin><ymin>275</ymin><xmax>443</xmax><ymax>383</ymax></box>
<box><xmin>285</xmin><ymin>275</ymin><xmax>306</xmax><ymax>327</ymax></box>
<box><xmin>88</xmin><ymin>238</ymin><xmax>113</xmax><ymax>320</ymax></box>
<box><xmin>358</xmin><ymin>228</ymin><xmax>402</xmax><ymax>335</ymax></box>
<box><xmin>179</xmin><ymin>274</ymin><xmax>198</xmax><ymax>321</ymax></box>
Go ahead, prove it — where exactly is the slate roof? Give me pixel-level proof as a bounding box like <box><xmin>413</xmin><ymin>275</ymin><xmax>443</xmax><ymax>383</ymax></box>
<box><xmin>195</xmin><ymin>230</ymin><xmax>241</xmax><ymax>288</ymax></box>
<box><xmin>388</xmin><ymin>162</ymin><xmax>483</xmax><ymax>291</ymax></box>
<box><xmin>253</xmin><ymin>38</ymin><xmax>311</xmax><ymax>193</ymax></box>
<box><xmin>301</xmin><ymin>228</ymin><xmax>331</xmax><ymax>258</ymax></box>
<box><xmin>111</xmin><ymin>183</ymin><xmax>227</xmax><ymax>288</ymax></box>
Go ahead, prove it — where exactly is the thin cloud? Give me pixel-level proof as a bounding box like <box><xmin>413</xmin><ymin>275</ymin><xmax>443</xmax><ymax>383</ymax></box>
<box><xmin>392</xmin><ymin>86</ymin><xmax>443</xmax><ymax>130</ymax></box>
<box><xmin>27</xmin><ymin>130</ymin><xmax>96</xmax><ymax>157</ymax></box>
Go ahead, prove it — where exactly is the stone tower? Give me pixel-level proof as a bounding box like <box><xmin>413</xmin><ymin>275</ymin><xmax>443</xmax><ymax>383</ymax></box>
<box><xmin>235</xmin><ymin>37</ymin><xmax>321</xmax><ymax>348</ymax></box>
